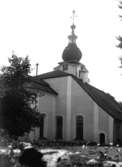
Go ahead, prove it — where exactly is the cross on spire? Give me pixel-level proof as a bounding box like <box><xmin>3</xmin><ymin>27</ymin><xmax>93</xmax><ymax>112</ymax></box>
<box><xmin>70</xmin><ymin>10</ymin><xmax>77</xmax><ymax>25</ymax></box>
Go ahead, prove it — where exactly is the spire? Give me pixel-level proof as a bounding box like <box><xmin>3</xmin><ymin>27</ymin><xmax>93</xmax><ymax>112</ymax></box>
<box><xmin>62</xmin><ymin>10</ymin><xmax>82</xmax><ymax>63</ymax></box>
<box><xmin>68</xmin><ymin>10</ymin><xmax>77</xmax><ymax>43</ymax></box>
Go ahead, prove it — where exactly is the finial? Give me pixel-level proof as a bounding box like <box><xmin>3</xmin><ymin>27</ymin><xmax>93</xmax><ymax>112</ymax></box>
<box><xmin>68</xmin><ymin>10</ymin><xmax>77</xmax><ymax>43</ymax></box>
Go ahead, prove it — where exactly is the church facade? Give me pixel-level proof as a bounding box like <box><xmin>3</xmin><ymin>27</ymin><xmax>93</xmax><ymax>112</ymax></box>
<box><xmin>29</xmin><ymin>17</ymin><xmax>122</xmax><ymax>145</ymax></box>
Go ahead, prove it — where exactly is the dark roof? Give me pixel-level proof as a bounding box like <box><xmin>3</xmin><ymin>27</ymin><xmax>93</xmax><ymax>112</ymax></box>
<box><xmin>33</xmin><ymin>70</ymin><xmax>70</xmax><ymax>79</ymax></box>
<box><xmin>35</xmin><ymin>70</ymin><xmax>122</xmax><ymax>120</ymax></box>
<box><xmin>26</xmin><ymin>76</ymin><xmax>57</xmax><ymax>95</ymax></box>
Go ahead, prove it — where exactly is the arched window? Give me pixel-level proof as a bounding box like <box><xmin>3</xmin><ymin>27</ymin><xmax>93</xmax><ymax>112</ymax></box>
<box><xmin>56</xmin><ymin>116</ymin><xmax>63</xmax><ymax>139</ymax></box>
<box><xmin>76</xmin><ymin>115</ymin><xmax>83</xmax><ymax>140</ymax></box>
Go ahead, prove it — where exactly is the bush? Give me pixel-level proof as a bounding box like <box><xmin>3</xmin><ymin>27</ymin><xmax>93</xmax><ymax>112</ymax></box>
<box><xmin>86</xmin><ymin>141</ymin><xmax>97</xmax><ymax>146</ymax></box>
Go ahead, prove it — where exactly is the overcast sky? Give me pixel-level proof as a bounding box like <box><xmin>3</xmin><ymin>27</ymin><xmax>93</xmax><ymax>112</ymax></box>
<box><xmin>0</xmin><ymin>0</ymin><xmax>122</xmax><ymax>101</ymax></box>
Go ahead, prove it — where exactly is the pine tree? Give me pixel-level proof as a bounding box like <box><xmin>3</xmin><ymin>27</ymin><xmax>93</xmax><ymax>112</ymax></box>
<box><xmin>0</xmin><ymin>54</ymin><xmax>41</xmax><ymax>139</ymax></box>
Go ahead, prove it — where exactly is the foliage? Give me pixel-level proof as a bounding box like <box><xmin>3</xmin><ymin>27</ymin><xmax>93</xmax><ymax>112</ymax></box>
<box><xmin>0</xmin><ymin>54</ymin><xmax>41</xmax><ymax>139</ymax></box>
<box><xmin>1</xmin><ymin>55</ymin><xmax>31</xmax><ymax>87</ymax></box>
<box><xmin>117</xmin><ymin>2</ymin><xmax>122</xmax><ymax>50</ymax></box>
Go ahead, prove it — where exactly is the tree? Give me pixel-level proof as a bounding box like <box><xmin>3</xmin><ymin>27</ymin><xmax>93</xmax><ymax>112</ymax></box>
<box><xmin>0</xmin><ymin>54</ymin><xmax>41</xmax><ymax>139</ymax></box>
<box><xmin>117</xmin><ymin>1</ymin><xmax>122</xmax><ymax>64</ymax></box>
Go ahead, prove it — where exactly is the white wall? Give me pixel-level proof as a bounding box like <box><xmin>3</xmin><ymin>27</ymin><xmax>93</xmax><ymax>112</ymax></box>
<box><xmin>37</xmin><ymin>76</ymin><xmax>113</xmax><ymax>143</ymax></box>
<box><xmin>71</xmin><ymin>77</ymin><xmax>113</xmax><ymax>144</ymax></box>
<box><xmin>71</xmin><ymin>78</ymin><xmax>95</xmax><ymax>141</ymax></box>
<box><xmin>45</xmin><ymin>77</ymin><xmax>68</xmax><ymax>140</ymax></box>
<box><xmin>38</xmin><ymin>93</ymin><xmax>56</xmax><ymax>140</ymax></box>
<box><xmin>98</xmin><ymin>106</ymin><xmax>113</xmax><ymax>143</ymax></box>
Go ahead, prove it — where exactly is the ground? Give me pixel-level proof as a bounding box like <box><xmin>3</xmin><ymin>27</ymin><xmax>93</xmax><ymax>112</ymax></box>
<box><xmin>1</xmin><ymin>144</ymin><xmax>122</xmax><ymax>167</ymax></box>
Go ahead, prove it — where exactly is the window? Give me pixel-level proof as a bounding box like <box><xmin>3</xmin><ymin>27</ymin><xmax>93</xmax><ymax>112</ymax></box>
<box><xmin>76</xmin><ymin>115</ymin><xmax>83</xmax><ymax>140</ymax></box>
<box><xmin>56</xmin><ymin>116</ymin><xmax>63</xmax><ymax>139</ymax></box>
<box><xmin>79</xmin><ymin>70</ymin><xmax>81</xmax><ymax>77</ymax></box>
<box><xmin>63</xmin><ymin>64</ymin><xmax>68</xmax><ymax>71</ymax></box>
<box><xmin>40</xmin><ymin>114</ymin><xmax>45</xmax><ymax>139</ymax></box>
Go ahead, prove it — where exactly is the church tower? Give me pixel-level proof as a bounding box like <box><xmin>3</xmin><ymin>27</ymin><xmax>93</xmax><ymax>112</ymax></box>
<box><xmin>54</xmin><ymin>11</ymin><xmax>89</xmax><ymax>83</ymax></box>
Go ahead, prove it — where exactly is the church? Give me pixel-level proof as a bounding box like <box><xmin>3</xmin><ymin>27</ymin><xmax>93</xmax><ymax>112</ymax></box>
<box><xmin>28</xmin><ymin>12</ymin><xmax>122</xmax><ymax>145</ymax></box>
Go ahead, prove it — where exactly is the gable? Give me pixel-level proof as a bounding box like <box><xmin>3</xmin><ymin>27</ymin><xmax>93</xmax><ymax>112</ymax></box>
<box><xmin>44</xmin><ymin>76</ymin><xmax>69</xmax><ymax>116</ymax></box>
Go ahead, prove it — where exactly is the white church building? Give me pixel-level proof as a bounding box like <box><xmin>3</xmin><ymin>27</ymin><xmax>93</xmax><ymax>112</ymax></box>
<box><xmin>29</xmin><ymin>16</ymin><xmax>122</xmax><ymax>145</ymax></box>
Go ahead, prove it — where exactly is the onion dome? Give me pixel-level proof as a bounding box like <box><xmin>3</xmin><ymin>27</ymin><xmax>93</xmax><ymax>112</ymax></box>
<box><xmin>62</xmin><ymin>17</ymin><xmax>82</xmax><ymax>63</ymax></box>
<box><xmin>62</xmin><ymin>42</ymin><xmax>82</xmax><ymax>63</ymax></box>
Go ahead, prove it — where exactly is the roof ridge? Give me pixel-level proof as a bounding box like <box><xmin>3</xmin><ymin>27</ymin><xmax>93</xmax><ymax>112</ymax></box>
<box><xmin>33</xmin><ymin>70</ymin><xmax>72</xmax><ymax>79</ymax></box>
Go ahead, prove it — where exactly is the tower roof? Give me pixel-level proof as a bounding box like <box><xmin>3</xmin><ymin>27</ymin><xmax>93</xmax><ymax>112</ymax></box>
<box><xmin>62</xmin><ymin>11</ymin><xmax>82</xmax><ymax>63</ymax></box>
<box><xmin>62</xmin><ymin>42</ymin><xmax>82</xmax><ymax>63</ymax></box>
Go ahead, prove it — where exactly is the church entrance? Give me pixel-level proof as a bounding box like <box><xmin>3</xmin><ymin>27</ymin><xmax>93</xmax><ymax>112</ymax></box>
<box><xmin>99</xmin><ymin>133</ymin><xmax>105</xmax><ymax>145</ymax></box>
<box><xmin>56</xmin><ymin>116</ymin><xmax>63</xmax><ymax>140</ymax></box>
<box><xmin>76</xmin><ymin>115</ymin><xmax>83</xmax><ymax>140</ymax></box>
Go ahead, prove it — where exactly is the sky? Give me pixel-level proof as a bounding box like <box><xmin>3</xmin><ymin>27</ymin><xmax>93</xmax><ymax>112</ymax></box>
<box><xmin>0</xmin><ymin>0</ymin><xmax>122</xmax><ymax>101</ymax></box>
